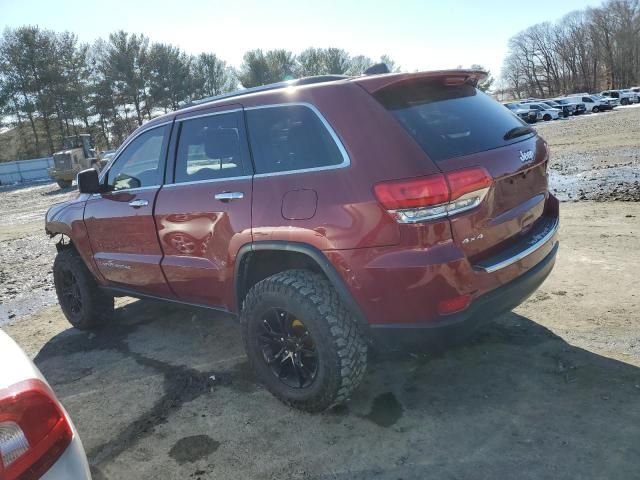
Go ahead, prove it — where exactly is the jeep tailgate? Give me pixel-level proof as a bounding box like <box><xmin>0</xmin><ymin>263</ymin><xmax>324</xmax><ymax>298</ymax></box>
<box><xmin>369</xmin><ymin>73</ymin><xmax>551</xmax><ymax>260</ymax></box>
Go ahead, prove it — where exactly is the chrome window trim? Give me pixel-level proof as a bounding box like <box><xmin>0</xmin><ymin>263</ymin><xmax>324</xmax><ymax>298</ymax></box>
<box><xmin>98</xmin><ymin>121</ymin><xmax>173</xmax><ymax>185</ymax></box>
<box><xmin>175</xmin><ymin>108</ymin><xmax>242</xmax><ymax>122</ymax></box>
<box><xmin>245</xmin><ymin>102</ymin><xmax>351</xmax><ymax>178</ymax></box>
<box><xmin>162</xmin><ymin>175</ymin><xmax>252</xmax><ymax>188</ymax></box>
<box><xmin>477</xmin><ymin>217</ymin><xmax>559</xmax><ymax>273</ymax></box>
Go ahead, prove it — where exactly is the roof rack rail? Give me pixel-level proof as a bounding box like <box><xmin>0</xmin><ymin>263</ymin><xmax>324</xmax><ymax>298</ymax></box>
<box><xmin>185</xmin><ymin>75</ymin><xmax>350</xmax><ymax>108</ymax></box>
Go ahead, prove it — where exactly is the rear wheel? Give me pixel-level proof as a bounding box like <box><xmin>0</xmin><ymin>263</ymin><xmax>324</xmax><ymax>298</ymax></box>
<box><xmin>241</xmin><ymin>270</ymin><xmax>367</xmax><ymax>412</ymax></box>
<box><xmin>53</xmin><ymin>249</ymin><xmax>114</xmax><ymax>330</ymax></box>
<box><xmin>56</xmin><ymin>179</ymin><xmax>72</xmax><ymax>189</ymax></box>
<box><xmin>621</xmin><ymin>98</ymin><xmax>629</xmax><ymax>105</ymax></box>
<box><xmin>592</xmin><ymin>106</ymin><xmax>600</xmax><ymax>113</ymax></box>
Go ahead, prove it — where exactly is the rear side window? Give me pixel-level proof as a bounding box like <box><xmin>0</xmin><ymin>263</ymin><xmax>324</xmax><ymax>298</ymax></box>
<box><xmin>246</xmin><ymin>105</ymin><xmax>345</xmax><ymax>174</ymax></box>
<box><xmin>374</xmin><ymin>81</ymin><xmax>532</xmax><ymax>162</ymax></box>
<box><xmin>175</xmin><ymin>111</ymin><xmax>247</xmax><ymax>183</ymax></box>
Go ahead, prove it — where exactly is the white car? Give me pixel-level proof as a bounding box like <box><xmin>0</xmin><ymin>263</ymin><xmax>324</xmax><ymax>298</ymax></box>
<box><xmin>0</xmin><ymin>330</ymin><xmax>91</xmax><ymax>479</ymax></box>
<box><xmin>520</xmin><ymin>102</ymin><xmax>562</xmax><ymax>121</ymax></box>
<box><xmin>601</xmin><ymin>89</ymin><xmax>634</xmax><ymax>105</ymax></box>
<box><xmin>590</xmin><ymin>93</ymin><xmax>618</xmax><ymax>108</ymax></box>
<box><xmin>503</xmin><ymin>103</ymin><xmax>541</xmax><ymax>123</ymax></box>
<box><xmin>620</xmin><ymin>89</ymin><xmax>639</xmax><ymax>103</ymax></box>
<box><xmin>564</xmin><ymin>95</ymin><xmax>610</xmax><ymax>113</ymax></box>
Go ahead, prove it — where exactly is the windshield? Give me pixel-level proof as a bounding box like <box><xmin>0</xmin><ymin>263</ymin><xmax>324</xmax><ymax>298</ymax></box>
<box><xmin>374</xmin><ymin>80</ymin><xmax>532</xmax><ymax>162</ymax></box>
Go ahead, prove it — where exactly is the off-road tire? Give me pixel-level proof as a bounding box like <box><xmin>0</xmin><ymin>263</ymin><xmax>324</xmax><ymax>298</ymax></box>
<box><xmin>53</xmin><ymin>248</ymin><xmax>114</xmax><ymax>330</ymax></box>
<box><xmin>241</xmin><ymin>269</ymin><xmax>367</xmax><ymax>412</ymax></box>
<box><xmin>56</xmin><ymin>179</ymin><xmax>72</xmax><ymax>189</ymax></box>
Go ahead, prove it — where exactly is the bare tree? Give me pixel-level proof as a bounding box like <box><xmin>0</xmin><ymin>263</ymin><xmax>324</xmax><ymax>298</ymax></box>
<box><xmin>502</xmin><ymin>0</ymin><xmax>640</xmax><ymax>97</ymax></box>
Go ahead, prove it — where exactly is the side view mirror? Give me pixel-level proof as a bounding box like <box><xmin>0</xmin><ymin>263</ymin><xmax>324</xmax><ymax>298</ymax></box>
<box><xmin>77</xmin><ymin>168</ymin><xmax>101</xmax><ymax>194</ymax></box>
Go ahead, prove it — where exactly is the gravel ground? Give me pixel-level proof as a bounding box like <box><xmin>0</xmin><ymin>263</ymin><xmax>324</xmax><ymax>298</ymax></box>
<box><xmin>536</xmin><ymin>104</ymin><xmax>640</xmax><ymax>201</ymax></box>
<box><xmin>0</xmin><ymin>182</ymin><xmax>74</xmax><ymax>321</ymax></box>
<box><xmin>0</xmin><ymin>106</ymin><xmax>639</xmax><ymax>479</ymax></box>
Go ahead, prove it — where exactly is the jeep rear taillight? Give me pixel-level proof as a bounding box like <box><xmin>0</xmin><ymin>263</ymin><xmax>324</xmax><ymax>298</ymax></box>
<box><xmin>374</xmin><ymin>167</ymin><xmax>492</xmax><ymax>223</ymax></box>
<box><xmin>0</xmin><ymin>379</ymin><xmax>72</xmax><ymax>480</ymax></box>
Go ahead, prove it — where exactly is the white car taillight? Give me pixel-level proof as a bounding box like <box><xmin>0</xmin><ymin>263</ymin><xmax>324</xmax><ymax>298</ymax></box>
<box><xmin>374</xmin><ymin>167</ymin><xmax>492</xmax><ymax>223</ymax></box>
<box><xmin>0</xmin><ymin>379</ymin><xmax>72</xmax><ymax>480</ymax></box>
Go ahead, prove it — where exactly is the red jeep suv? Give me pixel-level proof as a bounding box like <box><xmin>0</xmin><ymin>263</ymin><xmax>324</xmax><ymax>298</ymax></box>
<box><xmin>46</xmin><ymin>69</ymin><xmax>559</xmax><ymax>412</ymax></box>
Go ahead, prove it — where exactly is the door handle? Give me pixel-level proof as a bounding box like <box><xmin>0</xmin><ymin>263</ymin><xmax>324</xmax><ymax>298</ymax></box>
<box><xmin>128</xmin><ymin>199</ymin><xmax>149</xmax><ymax>208</ymax></box>
<box><xmin>214</xmin><ymin>192</ymin><xmax>244</xmax><ymax>202</ymax></box>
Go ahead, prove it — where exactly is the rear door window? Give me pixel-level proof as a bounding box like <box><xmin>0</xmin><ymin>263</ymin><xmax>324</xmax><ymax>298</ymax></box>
<box><xmin>374</xmin><ymin>81</ymin><xmax>533</xmax><ymax>162</ymax></box>
<box><xmin>174</xmin><ymin>111</ymin><xmax>249</xmax><ymax>183</ymax></box>
<box><xmin>246</xmin><ymin>104</ymin><xmax>345</xmax><ymax>174</ymax></box>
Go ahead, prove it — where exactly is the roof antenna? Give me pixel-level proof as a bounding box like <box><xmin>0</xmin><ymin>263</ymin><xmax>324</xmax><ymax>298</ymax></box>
<box><xmin>364</xmin><ymin>63</ymin><xmax>390</xmax><ymax>75</ymax></box>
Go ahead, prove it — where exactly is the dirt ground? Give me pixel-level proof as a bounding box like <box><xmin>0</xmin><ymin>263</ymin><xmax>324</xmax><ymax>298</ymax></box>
<box><xmin>1</xmin><ymin>106</ymin><xmax>639</xmax><ymax>479</ymax></box>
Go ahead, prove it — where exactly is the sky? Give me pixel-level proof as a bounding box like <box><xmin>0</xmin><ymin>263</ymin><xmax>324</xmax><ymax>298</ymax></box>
<box><xmin>0</xmin><ymin>0</ymin><xmax>601</xmax><ymax>80</ymax></box>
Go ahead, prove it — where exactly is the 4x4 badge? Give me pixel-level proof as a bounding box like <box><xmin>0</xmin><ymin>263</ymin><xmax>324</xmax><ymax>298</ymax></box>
<box><xmin>519</xmin><ymin>150</ymin><xmax>534</xmax><ymax>163</ymax></box>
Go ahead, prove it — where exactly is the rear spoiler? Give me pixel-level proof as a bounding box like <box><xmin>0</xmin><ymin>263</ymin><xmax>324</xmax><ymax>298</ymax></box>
<box><xmin>352</xmin><ymin>69</ymin><xmax>488</xmax><ymax>94</ymax></box>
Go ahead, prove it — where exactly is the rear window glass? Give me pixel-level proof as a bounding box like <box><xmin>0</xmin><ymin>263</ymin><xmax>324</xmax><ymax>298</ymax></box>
<box><xmin>246</xmin><ymin>105</ymin><xmax>344</xmax><ymax>174</ymax></box>
<box><xmin>374</xmin><ymin>81</ymin><xmax>533</xmax><ymax>162</ymax></box>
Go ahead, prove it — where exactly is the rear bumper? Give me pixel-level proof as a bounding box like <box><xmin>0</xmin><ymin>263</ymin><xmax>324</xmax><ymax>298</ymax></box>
<box><xmin>367</xmin><ymin>241</ymin><xmax>557</xmax><ymax>345</ymax></box>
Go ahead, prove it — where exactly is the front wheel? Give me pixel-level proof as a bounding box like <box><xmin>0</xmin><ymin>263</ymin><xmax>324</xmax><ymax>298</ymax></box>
<box><xmin>53</xmin><ymin>249</ymin><xmax>114</xmax><ymax>330</ymax></box>
<box><xmin>241</xmin><ymin>270</ymin><xmax>367</xmax><ymax>412</ymax></box>
<box><xmin>543</xmin><ymin>114</ymin><xmax>552</xmax><ymax>121</ymax></box>
<box><xmin>592</xmin><ymin>106</ymin><xmax>599</xmax><ymax>113</ymax></box>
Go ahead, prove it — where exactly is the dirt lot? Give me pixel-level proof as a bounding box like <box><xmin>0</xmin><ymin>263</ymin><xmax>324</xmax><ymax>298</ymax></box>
<box><xmin>1</xmin><ymin>106</ymin><xmax>639</xmax><ymax>479</ymax></box>
<box><xmin>536</xmin><ymin>104</ymin><xmax>640</xmax><ymax>201</ymax></box>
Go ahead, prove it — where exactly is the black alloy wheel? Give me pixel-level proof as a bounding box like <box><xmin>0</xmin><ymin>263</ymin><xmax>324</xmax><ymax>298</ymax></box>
<box><xmin>59</xmin><ymin>268</ymin><xmax>83</xmax><ymax>315</ymax></box>
<box><xmin>257</xmin><ymin>308</ymin><xmax>319</xmax><ymax>389</ymax></box>
<box><xmin>53</xmin><ymin>248</ymin><xmax>114</xmax><ymax>330</ymax></box>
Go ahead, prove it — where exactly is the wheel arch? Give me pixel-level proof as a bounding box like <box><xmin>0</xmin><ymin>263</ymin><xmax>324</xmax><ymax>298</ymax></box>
<box><xmin>234</xmin><ymin>241</ymin><xmax>367</xmax><ymax>325</ymax></box>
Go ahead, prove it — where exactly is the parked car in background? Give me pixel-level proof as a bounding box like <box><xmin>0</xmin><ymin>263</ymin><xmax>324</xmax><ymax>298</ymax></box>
<box><xmin>564</xmin><ymin>95</ymin><xmax>610</xmax><ymax>113</ymax></box>
<box><xmin>554</xmin><ymin>98</ymin><xmax>586</xmax><ymax>115</ymax></box>
<box><xmin>520</xmin><ymin>102</ymin><xmax>562</xmax><ymax>121</ymax></box>
<box><xmin>539</xmin><ymin>99</ymin><xmax>573</xmax><ymax>117</ymax></box>
<box><xmin>0</xmin><ymin>329</ymin><xmax>91</xmax><ymax>479</ymax></box>
<box><xmin>45</xmin><ymin>69</ymin><xmax>559</xmax><ymax>412</ymax></box>
<box><xmin>589</xmin><ymin>93</ymin><xmax>617</xmax><ymax>109</ymax></box>
<box><xmin>620</xmin><ymin>89</ymin><xmax>639</xmax><ymax>103</ymax></box>
<box><xmin>601</xmin><ymin>89</ymin><xmax>634</xmax><ymax>105</ymax></box>
<box><xmin>504</xmin><ymin>102</ymin><xmax>540</xmax><ymax>123</ymax></box>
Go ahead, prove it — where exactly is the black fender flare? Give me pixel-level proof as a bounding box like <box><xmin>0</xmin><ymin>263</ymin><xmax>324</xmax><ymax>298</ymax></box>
<box><xmin>234</xmin><ymin>241</ymin><xmax>367</xmax><ymax>325</ymax></box>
